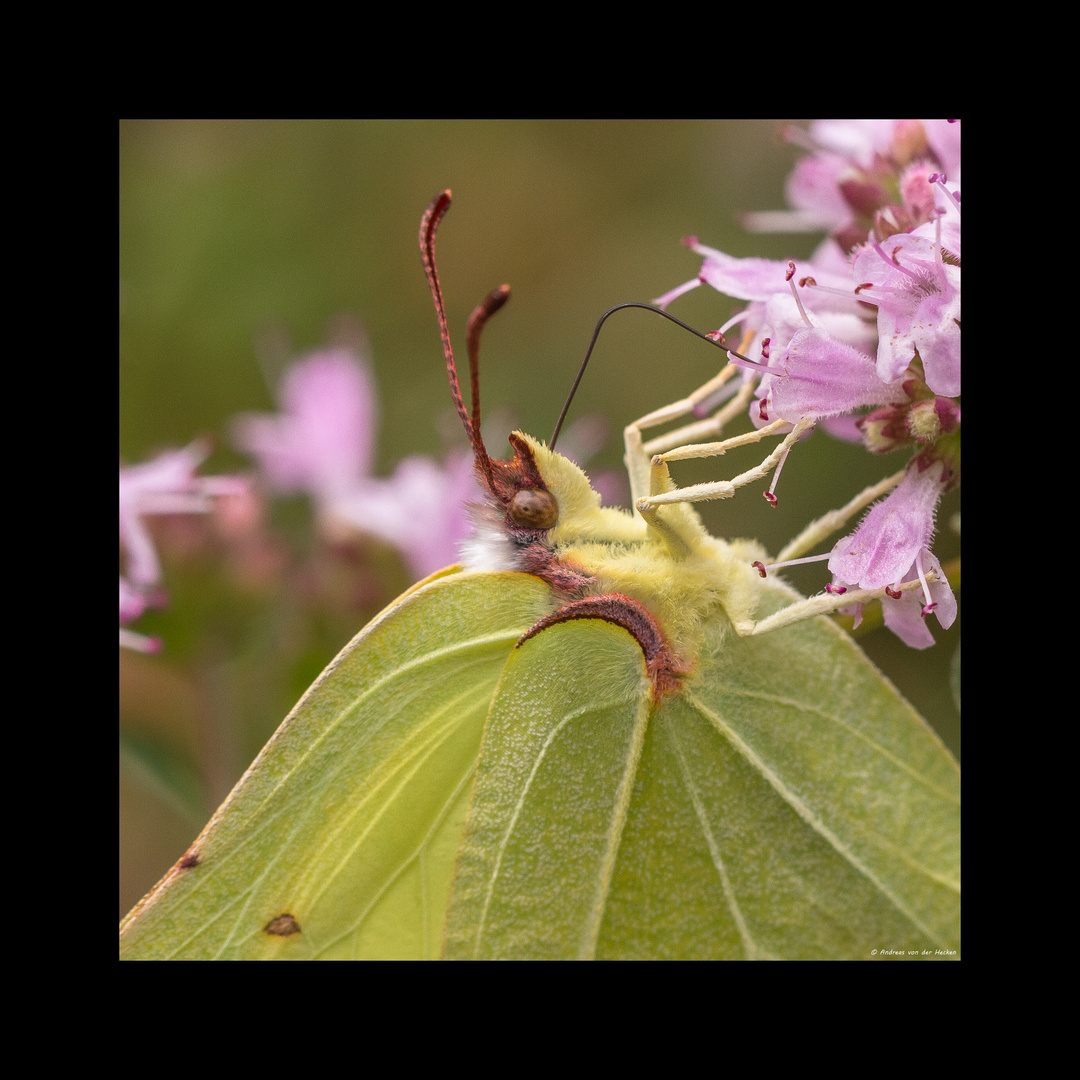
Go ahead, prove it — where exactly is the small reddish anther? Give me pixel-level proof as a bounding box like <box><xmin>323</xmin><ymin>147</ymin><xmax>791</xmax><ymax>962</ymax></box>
<box><xmin>760</xmin><ymin>337</ymin><xmax>771</xmax><ymax>360</ymax></box>
<box><xmin>707</xmin><ymin>329</ymin><xmax>726</xmax><ymax>344</ymax></box>
<box><xmin>921</xmin><ymin>602</ymin><xmax>937</xmax><ymax>617</ymax></box>
<box><xmin>854</xmin><ymin>282</ymin><xmax>874</xmax><ymax>294</ymax></box>
<box><xmin>683</xmin><ymin>235</ymin><xmax>698</xmax><ymax>248</ymax></box>
<box><xmin>885</xmin><ymin>586</ymin><xmax>902</xmax><ymax>599</ymax></box>
<box><xmin>758</xmin><ymin>400</ymin><xmax>770</xmax><ymax>421</ymax></box>
<box><xmin>785</xmin><ymin>261</ymin><xmax>796</xmax><ymax>282</ymax></box>
<box><xmin>825</xmin><ymin>583</ymin><xmax>846</xmax><ymax>594</ymax></box>
<box><xmin>753</xmin><ymin>561</ymin><xmax>768</xmax><ymax>578</ymax></box>
<box><xmin>763</xmin><ymin>491</ymin><xmax>778</xmax><ymax>508</ymax></box>
<box><xmin>798</xmin><ymin>276</ymin><xmax>817</xmax><ymax>287</ymax></box>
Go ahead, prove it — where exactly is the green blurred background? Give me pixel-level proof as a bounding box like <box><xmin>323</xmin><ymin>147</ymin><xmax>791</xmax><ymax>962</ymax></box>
<box><xmin>119</xmin><ymin>120</ymin><xmax>959</xmax><ymax>916</ymax></box>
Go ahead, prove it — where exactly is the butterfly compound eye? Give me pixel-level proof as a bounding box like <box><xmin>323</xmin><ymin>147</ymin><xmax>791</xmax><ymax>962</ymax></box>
<box><xmin>508</xmin><ymin>488</ymin><xmax>558</xmax><ymax>530</ymax></box>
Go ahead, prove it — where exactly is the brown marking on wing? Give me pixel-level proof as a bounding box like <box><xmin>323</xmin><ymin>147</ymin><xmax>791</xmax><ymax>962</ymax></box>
<box><xmin>518</xmin><ymin>593</ymin><xmax>687</xmax><ymax>701</ymax></box>
<box><xmin>264</xmin><ymin>913</ymin><xmax>301</xmax><ymax>936</ymax></box>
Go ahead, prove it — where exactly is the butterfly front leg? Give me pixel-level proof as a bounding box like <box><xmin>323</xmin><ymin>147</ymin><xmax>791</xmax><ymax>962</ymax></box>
<box><xmin>623</xmin><ymin>362</ymin><xmax>754</xmax><ymax>508</ymax></box>
<box><xmin>635</xmin><ymin>417</ymin><xmax>815</xmax><ymax>516</ymax></box>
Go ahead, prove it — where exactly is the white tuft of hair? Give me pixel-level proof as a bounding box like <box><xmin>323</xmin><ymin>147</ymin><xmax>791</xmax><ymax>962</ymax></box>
<box><xmin>458</xmin><ymin>502</ymin><xmax>522</xmax><ymax>573</ymax></box>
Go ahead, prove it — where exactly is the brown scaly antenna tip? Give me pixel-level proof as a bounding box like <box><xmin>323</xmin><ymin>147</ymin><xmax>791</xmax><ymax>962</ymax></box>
<box><xmin>420</xmin><ymin>190</ymin><xmax>503</xmax><ymax>498</ymax></box>
<box><xmin>419</xmin><ymin>191</ymin><xmax>469</xmax><ymax>439</ymax></box>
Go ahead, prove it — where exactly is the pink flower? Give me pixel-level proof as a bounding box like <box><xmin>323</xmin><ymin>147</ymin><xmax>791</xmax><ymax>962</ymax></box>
<box><xmin>853</xmin><ymin>231</ymin><xmax>961</xmax><ymax>396</ymax></box>
<box><xmin>331</xmin><ymin>454</ymin><xmax>477</xmax><ymax>579</ymax></box>
<box><xmin>119</xmin><ymin>441</ymin><xmax>245</xmax><ymax>650</ymax></box>
<box><xmin>655</xmin><ymin>243</ymin><xmax>855</xmax><ymax>310</ymax></box>
<box><xmin>119</xmin><ymin>577</ymin><xmax>162</xmax><ymax>654</ymax></box>
<box><xmin>234</xmin><ymin>346</ymin><xmax>483</xmax><ymax>581</ymax></box>
<box><xmin>231</xmin><ymin>350</ymin><xmax>376</xmax><ymax>505</ymax></box>
<box><xmin>828</xmin><ymin>462</ymin><xmax>946</xmax><ymax>591</ymax></box>
<box><xmin>710</xmin><ymin>267</ymin><xmax>905</xmax><ymax>427</ymax></box>
<box><xmin>743</xmin><ymin>120</ymin><xmax>961</xmax><ymax>254</ymax></box>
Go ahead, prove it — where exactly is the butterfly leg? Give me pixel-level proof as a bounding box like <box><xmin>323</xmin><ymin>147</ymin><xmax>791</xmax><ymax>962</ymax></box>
<box><xmin>649</xmin><ymin>418</ymin><xmax>791</xmax><ymax>464</ymax></box>
<box><xmin>720</xmin><ymin>469</ymin><xmax>910</xmax><ymax>636</ymax></box>
<box><xmin>623</xmin><ymin>363</ymin><xmax>750</xmax><ymax>506</ymax></box>
<box><xmin>738</xmin><ymin>575</ymin><xmax>934</xmax><ymax>637</ymax></box>
<box><xmin>636</xmin><ymin>417</ymin><xmax>815</xmax><ymax>514</ymax></box>
<box><xmin>638</xmin><ymin>377</ymin><xmax>757</xmax><ymax>456</ymax></box>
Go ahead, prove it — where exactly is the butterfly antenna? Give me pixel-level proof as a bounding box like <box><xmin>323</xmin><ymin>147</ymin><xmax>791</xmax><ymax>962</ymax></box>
<box><xmin>467</xmin><ymin>284</ymin><xmax>511</xmax><ymax>477</ymax></box>
<box><xmin>550</xmin><ymin>303</ymin><xmax>737</xmax><ymax>450</ymax></box>
<box><xmin>420</xmin><ymin>190</ymin><xmax>498</xmax><ymax>491</ymax></box>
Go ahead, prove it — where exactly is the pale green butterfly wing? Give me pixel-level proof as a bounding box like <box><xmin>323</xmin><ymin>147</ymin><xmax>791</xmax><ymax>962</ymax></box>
<box><xmin>443</xmin><ymin>619</ymin><xmax>652</xmax><ymax>959</ymax></box>
<box><xmin>444</xmin><ymin>579</ymin><xmax>959</xmax><ymax>960</ymax></box>
<box><xmin>119</xmin><ymin>571</ymin><xmax>552</xmax><ymax>960</ymax></box>
<box><xmin>674</xmin><ymin>581</ymin><xmax>961</xmax><ymax>957</ymax></box>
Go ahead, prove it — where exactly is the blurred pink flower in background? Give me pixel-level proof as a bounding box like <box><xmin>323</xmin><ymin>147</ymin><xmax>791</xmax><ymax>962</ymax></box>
<box><xmin>119</xmin><ymin>441</ymin><xmax>246</xmax><ymax>651</ymax></box>
<box><xmin>231</xmin><ymin>350</ymin><xmax>377</xmax><ymax>507</ymax></box>
<box><xmin>233</xmin><ymin>346</ymin><xmax>483</xmax><ymax>580</ymax></box>
<box><xmin>331</xmin><ymin>453</ymin><xmax>478</xmax><ymax>579</ymax></box>
<box><xmin>233</xmin><ymin>344</ymin><xmax>632</xmax><ymax>580</ymax></box>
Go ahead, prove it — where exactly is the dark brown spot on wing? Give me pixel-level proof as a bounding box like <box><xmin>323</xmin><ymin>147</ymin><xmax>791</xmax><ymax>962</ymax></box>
<box><xmin>178</xmin><ymin>849</ymin><xmax>200</xmax><ymax>870</ymax></box>
<box><xmin>264</xmin><ymin>914</ymin><xmax>301</xmax><ymax>936</ymax></box>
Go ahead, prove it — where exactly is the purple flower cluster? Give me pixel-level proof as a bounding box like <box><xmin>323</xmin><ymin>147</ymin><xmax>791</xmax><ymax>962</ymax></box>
<box><xmin>659</xmin><ymin>120</ymin><xmax>961</xmax><ymax>647</ymax></box>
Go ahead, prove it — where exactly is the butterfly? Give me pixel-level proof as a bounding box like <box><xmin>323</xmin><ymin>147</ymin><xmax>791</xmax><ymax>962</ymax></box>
<box><xmin>120</xmin><ymin>192</ymin><xmax>959</xmax><ymax>960</ymax></box>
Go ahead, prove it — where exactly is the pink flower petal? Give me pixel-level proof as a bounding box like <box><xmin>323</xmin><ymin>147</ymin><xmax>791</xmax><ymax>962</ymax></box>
<box><xmin>882</xmin><ymin>551</ymin><xmax>956</xmax><ymax>649</ymax></box>
<box><xmin>771</xmin><ymin>328</ymin><xmax>907</xmax><ymax>422</ymax></box>
<box><xmin>828</xmin><ymin>463</ymin><xmax>944</xmax><ymax>590</ymax></box>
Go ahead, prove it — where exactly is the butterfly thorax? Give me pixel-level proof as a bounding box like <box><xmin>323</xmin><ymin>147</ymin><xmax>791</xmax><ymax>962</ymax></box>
<box><xmin>460</xmin><ymin>432</ymin><xmax>769</xmax><ymax>668</ymax></box>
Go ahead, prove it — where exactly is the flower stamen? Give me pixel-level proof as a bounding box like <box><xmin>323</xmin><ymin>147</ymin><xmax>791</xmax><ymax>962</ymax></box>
<box><xmin>914</xmin><ymin>548</ymin><xmax>937</xmax><ymax>616</ymax></box>
<box><xmin>759</xmin><ymin>553</ymin><xmax>833</xmax><ymax>572</ymax></box>
<box><xmin>786</xmin><ymin>262</ymin><xmax>816</xmax><ymax>328</ymax></box>
<box><xmin>763</xmin><ymin>439</ymin><xmax>796</xmax><ymax>507</ymax></box>
<box><xmin>928</xmin><ymin>174</ymin><xmax>961</xmax><ymax>216</ymax></box>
